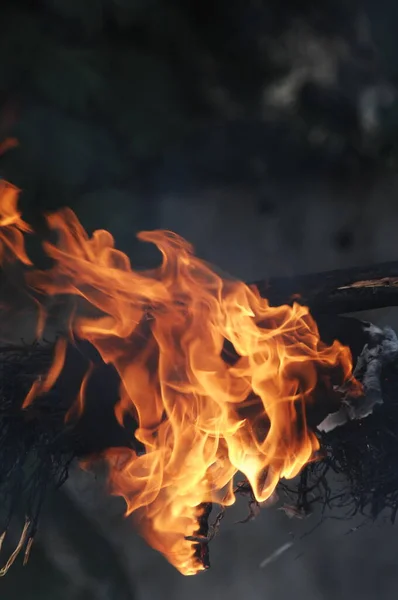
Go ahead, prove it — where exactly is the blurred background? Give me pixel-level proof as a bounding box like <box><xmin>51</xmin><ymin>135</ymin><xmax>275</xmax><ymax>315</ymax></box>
<box><xmin>2</xmin><ymin>0</ymin><xmax>398</xmax><ymax>598</ymax></box>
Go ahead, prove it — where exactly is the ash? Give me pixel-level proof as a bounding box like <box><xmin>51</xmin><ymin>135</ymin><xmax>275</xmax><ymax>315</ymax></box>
<box><xmin>318</xmin><ymin>323</ymin><xmax>398</xmax><ymax>432</ymax></box>
<box><xmin>285</xmin><ymin>323</ymin><xmax>398</xmax><ymax>522</ymax></box>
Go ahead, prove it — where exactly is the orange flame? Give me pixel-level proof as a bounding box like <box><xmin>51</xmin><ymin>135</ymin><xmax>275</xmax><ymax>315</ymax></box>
<box><xmin>22</xmin><ymin>337</ymin><xmax>67</xmax><ymax>408</ymax></box>
<box><xmin>0</xmin><ymin>180</ymin><xmax>32</xmax><ymax>265</ymax></box>
<box><xmin>0</xmin><ymin>182</ymin><xmax>358</xmax><ymax>575</ymax></box>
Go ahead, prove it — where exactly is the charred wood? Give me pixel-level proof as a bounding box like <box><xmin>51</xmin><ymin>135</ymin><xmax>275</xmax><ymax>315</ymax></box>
<box><xmin>254</xmin><ymin>260</ymin><xmax>398</xmax><ymax>315</ymax></box>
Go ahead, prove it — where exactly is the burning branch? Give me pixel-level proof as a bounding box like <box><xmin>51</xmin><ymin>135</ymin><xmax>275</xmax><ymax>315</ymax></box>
<box><xmin>2</xmin><ymin>179</ymin><xmax>398</xmax><ymax>577</ymax></box>
<box><xmin>254</xmin><ymin>260</ymin><xmax>398</xmax><ymax>315</ymax></box>
<box><xmin>0</xmin><ymin>297</ymin><xmax>397</xmax><ymax>575</ymax></box>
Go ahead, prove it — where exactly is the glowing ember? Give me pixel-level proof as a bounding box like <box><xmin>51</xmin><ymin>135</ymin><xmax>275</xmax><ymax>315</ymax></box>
<box><xmin>0</xmin><ymin>181</ymin><xmax>359</xmax><ymax>575</ymax></box>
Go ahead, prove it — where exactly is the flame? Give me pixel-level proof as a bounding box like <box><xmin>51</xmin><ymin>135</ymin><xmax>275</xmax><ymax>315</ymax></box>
<box><xmin>22</xmin><ymin>337</ymin><xmax>67</xmax><ymax>408</ymax></box>
<box><xmin>65</xmin><ymin>360</ymin><xmax>94</xmax><ymax>423</ymax></box>
<box><xmin>0</xmin><ymin>181</ymin><xmax>359</xmax><ymax>575</ymax></box>
<box><xmin>0</xmin><ymin>180</ymin><xmax>32</xmax><ymax>265</ymax></box>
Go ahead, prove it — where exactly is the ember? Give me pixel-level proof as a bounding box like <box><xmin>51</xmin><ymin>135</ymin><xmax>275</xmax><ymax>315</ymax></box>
<box><xmin>0</xmin><ymin>180</ymin><xmax>361</xmax><ymax>575</ymax></box>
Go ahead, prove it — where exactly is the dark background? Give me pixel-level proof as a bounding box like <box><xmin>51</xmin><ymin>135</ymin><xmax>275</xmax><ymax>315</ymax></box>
<box><xmin>2</xmin><ymin>1</ymin><xmax>398</xmax><ymax>598</ymax></box>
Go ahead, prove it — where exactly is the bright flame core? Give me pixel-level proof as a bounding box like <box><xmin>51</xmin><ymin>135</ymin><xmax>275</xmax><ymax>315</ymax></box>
<box><xmin>0</xmin><ymin>181</ymin><xmax>358</xmax><ymax>575</ymax></box>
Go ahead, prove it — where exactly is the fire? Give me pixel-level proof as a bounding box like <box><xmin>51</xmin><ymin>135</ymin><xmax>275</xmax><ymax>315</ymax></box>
<box><xmin>22</xmin><ymin>337</ymin><xmax>67</xmax><ymax>408</ymax></box>
<box><xmin>0</xmin><ymin>180</ymin><xmax>32</xmax><ymax>266</ymax></box>
<box><xmin>0</xmin><ymin>181</ymin><xmax>358</xmax><ymax>575</ymax></box>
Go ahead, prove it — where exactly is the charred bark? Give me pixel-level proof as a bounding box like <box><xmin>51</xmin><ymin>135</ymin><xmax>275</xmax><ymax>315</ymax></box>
<box><xmin>254</xmin><ymin>260</ymin><xmax>398</xmax><ymax>315</ymax></box>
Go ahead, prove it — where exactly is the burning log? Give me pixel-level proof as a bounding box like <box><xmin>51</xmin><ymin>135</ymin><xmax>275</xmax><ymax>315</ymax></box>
<box><xmin>4</xmin><ymin>260</ymin><xmax>398</xmax><ymax>323</ymax></box>
<box><xmin>0</xmin><ymin>317</ymin><xmax>394</xmax><ymax>576</ymax></box>
<box><xmin>3</xmin><ymin>178</ymin><xmax>398</xmax><ymax>577</ymax></box>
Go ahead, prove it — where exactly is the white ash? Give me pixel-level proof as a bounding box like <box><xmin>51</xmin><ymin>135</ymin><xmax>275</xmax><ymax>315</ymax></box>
<box><xmin>318</xmin><ymin>322</ymin><xmax>398</xmax><ymax>433</ymax></box>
